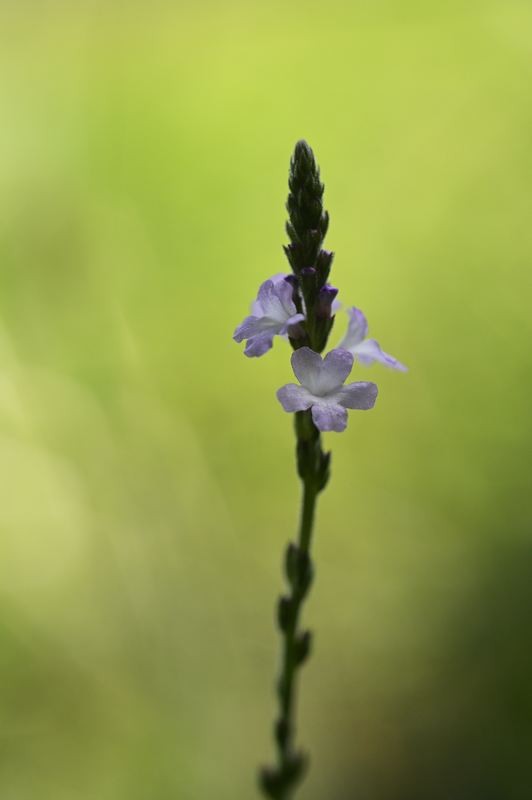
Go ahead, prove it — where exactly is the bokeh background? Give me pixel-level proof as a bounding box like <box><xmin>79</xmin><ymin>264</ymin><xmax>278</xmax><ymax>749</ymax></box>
<box><xmin>1</xmin><ymin>1</ymin><xmax>531</xmax><ymax>798</ymax></box>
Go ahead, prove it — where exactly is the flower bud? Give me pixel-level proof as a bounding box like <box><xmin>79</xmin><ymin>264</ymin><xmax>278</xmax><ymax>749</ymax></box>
<box><xmin>316</xmin><ymin>249</ymin><xmax>334</xmax><ymax>284</ymax></box>
<box><xmin>316</xmin><ymin>284</ymin><xmax>338</xmax><ymax>319</ymax></box>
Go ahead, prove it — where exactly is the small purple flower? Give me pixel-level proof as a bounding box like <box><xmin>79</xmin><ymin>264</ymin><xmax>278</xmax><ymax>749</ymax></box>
<box><xmin>233</xmin><ymin>275</ymin><xmax>305</xmax><ymax>357</ymax></box>
<box><xmin>338</xmin><ymin>308</ymin><xmax>407</xmax><ymax>371</ymax></box>
<box><xmin>277</xmin><ymin>347</ymin><xmax>378</xmax><ymax>433</ymax></box>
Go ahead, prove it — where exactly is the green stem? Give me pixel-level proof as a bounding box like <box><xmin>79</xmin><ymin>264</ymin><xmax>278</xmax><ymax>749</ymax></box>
<box><xmin>299</xmin><ymin>477</ymin><xmax>317</xmax><ymax>554</ymax></box>
<box><xmin>260</xmin><ymin>411</ymin><xmax>330</xmax><ymax>799</ymax></box>
<box><xmin>277</xmin><ymin>477</ymin><xmax>318</xmax><ymax>783</ymax></box>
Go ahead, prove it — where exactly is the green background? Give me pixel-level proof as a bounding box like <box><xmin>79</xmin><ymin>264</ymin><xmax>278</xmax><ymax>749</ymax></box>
<box><xmin>1</xmin><ymin>2</ymin><xmax>531</xmax><ymax>798</ymax></box>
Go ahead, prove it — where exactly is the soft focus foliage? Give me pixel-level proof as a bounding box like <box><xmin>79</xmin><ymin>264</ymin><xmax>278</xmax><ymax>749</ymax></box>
<box><xmin>0</xmin><ymin>2</ymin><xmax>531</xmax><ymax>798</ymax></box>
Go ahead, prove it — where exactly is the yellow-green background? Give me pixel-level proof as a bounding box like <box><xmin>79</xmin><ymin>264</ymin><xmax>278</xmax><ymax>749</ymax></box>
<box><xmin>1</xmin><ymin>2</ymin><xmax>531</xmax><ymax>798</ymax></box>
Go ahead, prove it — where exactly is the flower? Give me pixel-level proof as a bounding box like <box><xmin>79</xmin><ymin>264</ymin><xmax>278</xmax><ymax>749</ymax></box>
<box><xmin>338</xmin><ymin>307</ymin><xmax>407</xmax><ymax>371</ymax></box>
<box><xmin>233</xmin><ymin>275</ymin><xmax>305</xmax><ymax>357</ymax></box>
<box><xmin>277</xmin><ymin>347</ymin><xmax>378</xmax><ymax>432</ymax></box>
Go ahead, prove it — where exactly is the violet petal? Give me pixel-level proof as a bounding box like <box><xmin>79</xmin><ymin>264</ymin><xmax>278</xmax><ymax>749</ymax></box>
<box><xmin>291</xmin><ymin>347</ymin><xmax>322</xmax><ymax>389</ymax></box>
<box><xmin>279</xmin><ymin>313</ymin><xmax>305</xmax><ymax>336</ymax></box>
<box><xmin>311</xmin><ymin>403</ymin><xmax>348</xmax><ymax>432</ymax></box>
<box><xmin>338</xmin><ymin>381</ymin><xmax>378</xmax><ymax>410</ymax></box>
<box><xmin>339</xmin><ymin>307</ymin><xmax>368</xmax><ymax>350</ymax></box>
<box><xmin>276</xmin><ymin>384</ymin><xmax>313</xmax><ymax>412</ymax></box>
<box><xmin>321</xmin><ymin>348</ymin><xmax>354</xmax><ymax>391</ymax></box>
<box><xmin>355</xmin><ymin>339</ymin><xmax>408</xmax><ymax>371</ymax></box>
<box><xmin>244</xmin><ymin>331</ymin><xmax>275</xmax><ymax>357</ymax></box>
<box><xmin>233</xmin><ymin>315</ymin><xmax>265</xmax><ymax>342</ymax></box>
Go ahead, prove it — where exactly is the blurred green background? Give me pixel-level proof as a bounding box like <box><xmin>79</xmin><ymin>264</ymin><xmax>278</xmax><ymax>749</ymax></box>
<box><xmin>1</xmin><ymin>1</ymin><xmax>531</xmax><ymax>798</ymax></box>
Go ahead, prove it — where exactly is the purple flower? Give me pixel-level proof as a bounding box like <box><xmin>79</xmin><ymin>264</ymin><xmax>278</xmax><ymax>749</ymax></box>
<box><xmin>277</xmin><ymin>347</ymin><xmax>378</xmax><ymax>433</ymax></box>
<box><xmin>338</xmin><ymin>308</ymin><xmax>407</xmax><ymax>371</ymax></box>
<box><xmin>233</xmin><ymin>275</ymin><xmax>305</xmax><ymax>357</ymax></box>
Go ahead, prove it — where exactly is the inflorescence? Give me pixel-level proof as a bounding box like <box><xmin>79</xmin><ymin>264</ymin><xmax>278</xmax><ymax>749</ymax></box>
<box><xmin>234</xmin><ymin>139</ymin><xmax>405</xmax><ymax>433</ymax></box>
<box><xmin>233</xmin><ymin>140</ymin><xmax>406</xmax><ymax>799</ymax></box>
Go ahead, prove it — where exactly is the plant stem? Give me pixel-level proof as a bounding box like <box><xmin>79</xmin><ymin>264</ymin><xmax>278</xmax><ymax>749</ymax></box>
<box><xmin>277</xmin><ymin>477</ymin><xmax>318</xmax><ymax>785</ymax></box>
<box><xmin>260</xmin><ymin>412</ymin><xmax>330</xmax><ymax>799</ymax></box>
<box><xmin>298</xmin><ymin>476</ymin><xmax>318</xmax><ymax>554</ymax></box>
<box><xmin>260</xmin><ymin>140</ymin><xmax>333</xmax><ymax>799</ymax></box>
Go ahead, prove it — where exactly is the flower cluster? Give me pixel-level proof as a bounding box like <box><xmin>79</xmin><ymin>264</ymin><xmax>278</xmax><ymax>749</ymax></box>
<box><xmin>234</xmin><ymin>272</ymin><xmax>405</xmax><ymax>431</ymax></box>
<box><xmin>233</xmin><ymin>139</ymin><xmax>406</xmax><ymax>437</ymax></box>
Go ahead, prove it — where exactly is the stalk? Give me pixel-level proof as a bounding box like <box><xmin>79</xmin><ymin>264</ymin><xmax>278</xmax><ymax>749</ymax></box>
<box><xmin>259</xmin><ymin>141</ymin><xmax>334</xmax><ymax>799</ymax></box>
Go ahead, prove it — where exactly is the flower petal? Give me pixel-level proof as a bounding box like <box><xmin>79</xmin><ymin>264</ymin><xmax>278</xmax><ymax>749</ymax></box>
<box><xmin>244</xmin><ymin>332</ymin><xmax>275</xmax><ymax>357</ymax></box>
<box><xmin>337</xmin><ymin>381</ymin><xmax>378</xmax><ymax>410</ymax></box>
<box><xmin>254</xmin><ymin>277</ymin><xmax>297</xmax><ymax>322</ymax></box>
<box><xmin>269</xmin><ymin>272</ymin><xmax>289</xmax><ymax>285</ymax></box>
<box><xmin>253</xmin><ymin>280</ymin><xmax>276</xmax><ymax>316</ymax></box>
<box><xmin>233</xmin><ymin>315</ymin><xmax>265</xmax><ymax>342</ymax></box>
<box><xmin>311</xmin><ymin>402</ymin><xmax>348</xmax><ymax>432</ymax></box>
<box><xmin>276</xmin><ymin>383</ymin><xmax>313</xmax><ymax>412</ymax></box>
<box><xmin>275</xmin><ymin>278</ymin><xmax>300</xmax><ymax>318</ymax></box>
<box><xmin>291</xmin><ymin>347</ymin><xmax>323</xmax><ymax>391</ymax></box>
<box><xmin>320</xmin><ymin>348</ymin><xmax>354</xmax><ymax>392</ymax></box>
<box><xmin>279</xmin><ymin>313</ymin><xmax>305</xmax><ymax>336</ymax></box>
<box><xmin>354</xmin><ymin>339</ymin><xmax>407</xmax><ymax>371</ymax></box>
<box><xmin>251</xmin><ymin>274</ymin><xmax>290</xmax><ymax>314</ymax></box>
<box><xmin>338</xmin><ymin>307</ymin><xmax>368</xmax><ymax>350</ymax></box>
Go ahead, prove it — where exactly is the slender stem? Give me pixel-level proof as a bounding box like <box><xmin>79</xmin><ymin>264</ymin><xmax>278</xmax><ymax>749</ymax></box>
<box><xmin>299</xmin><ymin>478</ymin><xmax>317</xmax><ymax>553</ymax></box>
<box><xmin>277</xmin><ymin>477</ymin><xmax>318</xmax><ymax>783</ymax></box>
<box><xmin>260</xmin><ymin>412</ymin><xmax>329</xmax><ymax>799</ymax></box>
<box><xmin>277</xmin><ymin>480</ymin><xmax>318</xmax><ymax>800</ymax></box>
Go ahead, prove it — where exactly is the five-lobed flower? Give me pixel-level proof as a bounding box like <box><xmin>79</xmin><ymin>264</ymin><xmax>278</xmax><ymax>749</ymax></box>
<box><xmin>233</xmin><ymin>274</ymin><xmax>304</xmax><ymax>357</ymax></box>
<box><xmin>277</xmin><ymin>347</ymin><xmax>378</xmax><ymax>433</ymax></box>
